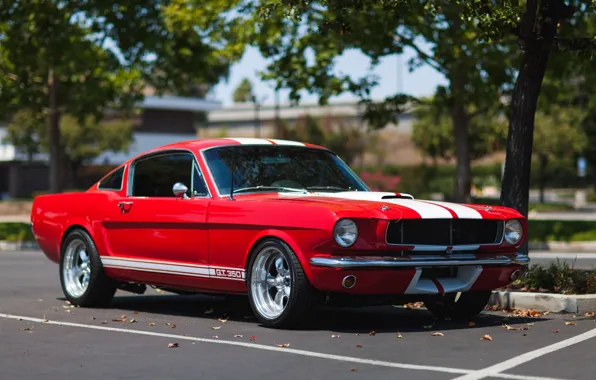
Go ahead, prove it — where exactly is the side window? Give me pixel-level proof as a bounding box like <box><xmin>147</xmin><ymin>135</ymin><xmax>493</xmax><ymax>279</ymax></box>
<box><xmin>132</xmin><ymin>152</ymin><xmax>194</xmax><ymax>197</ymax></box>
<box><xmin>98</xmin><ymin>166</ymin><xmax>125</xmax><ymax>191</ymax></box>
<box><xmin>191</xmin><ymin>161</ymin><xmax>209</xmax><ymax>196</ymax></box>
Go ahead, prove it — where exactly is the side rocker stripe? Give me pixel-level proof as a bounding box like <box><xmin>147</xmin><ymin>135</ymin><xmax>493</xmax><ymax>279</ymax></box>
<box><xmin>101</xmin><ymin>257</ymin><xmax>246</xmax><ymax>281</ymax></box>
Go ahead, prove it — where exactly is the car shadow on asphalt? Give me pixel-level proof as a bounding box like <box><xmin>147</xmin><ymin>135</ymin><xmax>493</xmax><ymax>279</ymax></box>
<box><xmin>91</xmin><ymin>292</ymin><xmax>551</xmax><ymax>333</ymax></box>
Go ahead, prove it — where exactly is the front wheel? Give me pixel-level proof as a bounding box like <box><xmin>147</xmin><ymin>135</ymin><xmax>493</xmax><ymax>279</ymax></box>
<box><xmin>247</xmin><ymin>239</ymin><xmax>320</xmax><ymax>329</ymax></box>
<box><xmin>59</xmin><ymin>229</ymin><xmax>117</xmax><ymax>307</ymax></box>
<box><xmin>424</xmin><ymin>290</ymin><xmax>492</xmax><ymax>320</ymax></box>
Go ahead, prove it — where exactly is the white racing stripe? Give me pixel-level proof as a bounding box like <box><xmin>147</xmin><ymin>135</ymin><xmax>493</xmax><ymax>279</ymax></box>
<box><xmin>297</xmin><ymin>192</ymin><xmax>454</xmax><ymax>219</ymax></box>
<box><xmin>268</xmin><ymin>139</ymin><xmax>305</xmax><ymax>146</ymax></box>
<box><xmin>0</xmin><ymin>313</ymin><xmax>569</xmax><ymax>380</ymax></box>
<box><xmin>225</xmin><ymin>138</ymin><xmax>273</xmax><ymax>145</ymax></box>
<box><xmin>423</xmin><ymin>200</ymin><xmax>483</xmax><ymax>219</ymax></box>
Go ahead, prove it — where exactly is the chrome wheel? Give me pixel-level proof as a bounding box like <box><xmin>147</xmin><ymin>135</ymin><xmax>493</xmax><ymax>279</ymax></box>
<box><xmin>250</xmin><ymin>247</ymin><xmax>292</xmax><ymax>320</ymax></box>
<box><xmin>62</xmin><ymin>239</ymin><xmax>91</xmax><ymax>298</ymax></box>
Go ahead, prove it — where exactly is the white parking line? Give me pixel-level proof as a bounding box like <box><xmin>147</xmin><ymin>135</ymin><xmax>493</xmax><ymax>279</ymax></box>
<box><xmin>452</xmin><ymin>326</ymin><xmax>596</xmax><ymax>380</ymax></box>
<box><xmin>0</xmin><ymin>313</ymin><xmax>567</xmax><ymax>380</ymax></box>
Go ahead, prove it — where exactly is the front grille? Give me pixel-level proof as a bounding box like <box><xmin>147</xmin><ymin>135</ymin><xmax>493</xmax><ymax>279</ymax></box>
<box><xmin>386</xmin><ymin>219</ymin><xmax>503</xmax><ymax>246</ymax></box>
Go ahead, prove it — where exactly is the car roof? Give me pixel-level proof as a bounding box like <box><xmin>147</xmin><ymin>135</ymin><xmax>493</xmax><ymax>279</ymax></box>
<box><xmin>123</xmin><ymin>138</ymin><xmax>330</xmax><ymax>164</ymax></box>
<box><xmin>149</xmin><ymin>138</ymin><xmax>327</xmax><ymax>154</ymax></box>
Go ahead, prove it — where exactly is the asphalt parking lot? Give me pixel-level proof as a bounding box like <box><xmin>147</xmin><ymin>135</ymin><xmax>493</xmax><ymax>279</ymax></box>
<box><xmin>2</xmin><ymin>251</ymin><xmax>596</xmax><ymax>380</ymax></box>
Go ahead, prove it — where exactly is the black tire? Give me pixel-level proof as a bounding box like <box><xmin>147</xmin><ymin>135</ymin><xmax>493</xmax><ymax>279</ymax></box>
<box><xmin>424</xmin><ymin>290</ymin><xmax>492</xmax><ymax>320</ymax></box>
<box><xmin>59</xmin><ymin>229</ymin><xmax>117</xmax><ymax>307</ymax></box>
<box><xmin>247</xmin><ymin>238</ymin><xmax>321</xmax><ymax>329</ymax></box>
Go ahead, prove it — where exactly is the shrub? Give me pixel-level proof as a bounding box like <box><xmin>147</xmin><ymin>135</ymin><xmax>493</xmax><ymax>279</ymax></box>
<box><xmin>0</xmin><ymin>223</ymin><xmax>34</xmax><ymax>242</ymax></box>
<box><xmin>507</xmin><ymin>260</ymin><xmax>596</xmax><ymax>295</ymax></box>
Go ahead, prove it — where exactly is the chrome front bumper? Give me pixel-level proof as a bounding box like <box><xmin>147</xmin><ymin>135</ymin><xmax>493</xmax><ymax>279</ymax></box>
<box><xmin>310</xmin><ymin>253</ymin><xmax>530</xmax><ymax>269</ymax></box>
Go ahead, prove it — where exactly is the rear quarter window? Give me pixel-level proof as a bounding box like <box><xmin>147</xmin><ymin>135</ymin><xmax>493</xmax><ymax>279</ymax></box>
<box><xmin>98</xmin><ymin>166</ymin><xmax>125</xmax><ymax>191</ymax></box>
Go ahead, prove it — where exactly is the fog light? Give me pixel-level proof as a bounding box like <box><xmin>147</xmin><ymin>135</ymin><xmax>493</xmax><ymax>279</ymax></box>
<box><xmin>342</xmin><ymin>275</ymin><xmax>357</xmax><ymax>289</ymax></box>
<box><xmin>510</xmin><ymin>270</ymin><xmax>521</xmax><ymax>282</ymax></box>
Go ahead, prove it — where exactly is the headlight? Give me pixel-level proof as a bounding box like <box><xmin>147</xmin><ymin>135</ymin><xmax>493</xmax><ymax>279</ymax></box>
<box><xmin>504</xmin><ymin>219</ymin><xmax>523</xmax><ymax>245</ymax></box>
<box><xmin>334</xmin><ymin>219</ymin><xmax>358</xmax><ymax>247</ymax></box>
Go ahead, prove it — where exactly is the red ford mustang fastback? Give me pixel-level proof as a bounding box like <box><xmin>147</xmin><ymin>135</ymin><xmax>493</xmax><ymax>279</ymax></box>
<box><xmin>31</xmin><ymin>138</ymin><xmax>528</xmax><ymax>328</ymax></box>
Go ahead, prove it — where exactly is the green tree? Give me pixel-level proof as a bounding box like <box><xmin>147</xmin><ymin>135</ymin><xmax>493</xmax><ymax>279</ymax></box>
<box><xmin>0</xmin><ymin>0</ymin><xmax>239</xmax><ymax>193</ymax></box>
<box><xmin>5</xmin><ymin>110</ymin><xmax>135</xmax><ymax>188</ymax></box>
<box><xmin>533</xmin><ymin>106</ymin><xmax>587</xmax><ymax>203</ymax></box>
<box><xmin>239</xmin><ymin>1</ymin><xmax>516</xmax><ymax>203</ymax></box>
<box><xmin>279</xmin><ymin>114</ymin><xmax>365</xmax><ymax>165</ymax></box>
<box><xmin>412</xmin><ymin>99</ymin><xmax>508</xmax><ymax>166</ymax></box>
<box><xmin>233</xmin><ymin>78</ymin><xmax>255</xmax><ymax>103</ymax></box>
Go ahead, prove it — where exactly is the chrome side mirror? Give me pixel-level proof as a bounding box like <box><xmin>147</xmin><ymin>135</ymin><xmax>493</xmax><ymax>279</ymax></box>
<box><xmin>172</xmin><ymin>182</ymin><xmax>189</xmax><ymax>198</ymax></box>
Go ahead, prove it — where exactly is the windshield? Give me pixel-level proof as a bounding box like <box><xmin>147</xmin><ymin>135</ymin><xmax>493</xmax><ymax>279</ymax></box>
<box><xmin>202</xmin><ymin>146</ymin><xmax>370</xmax><ymax>196</ymax></box>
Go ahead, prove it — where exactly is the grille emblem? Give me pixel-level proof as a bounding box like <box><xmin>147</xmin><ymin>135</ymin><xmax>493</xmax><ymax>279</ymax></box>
<box><xmin>380</xmin><ymin>205</ymin><xmax>389</xmax><ymax>212</ymax></box>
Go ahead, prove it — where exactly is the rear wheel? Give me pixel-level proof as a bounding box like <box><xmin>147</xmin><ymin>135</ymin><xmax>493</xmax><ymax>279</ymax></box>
<box><xmin>59</xmin><ymin>229</ymin><xmax>117</xmax><ymax>307</ymax></box>
<box><xmin>424</xmin><ymin>290</ymin><xmax>492</xmax><ymax>320</ymax></box>
<box><xmin>247</xmin><ymin>239</ymin><xmax>320</xmax><ymax>329</ymax></box>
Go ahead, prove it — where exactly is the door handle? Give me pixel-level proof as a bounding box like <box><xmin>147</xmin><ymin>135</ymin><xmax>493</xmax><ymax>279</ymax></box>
<box><xmin>118</xmin><ymin>201</ymin><xmax>133</xmax><ymax>214</ymax></box>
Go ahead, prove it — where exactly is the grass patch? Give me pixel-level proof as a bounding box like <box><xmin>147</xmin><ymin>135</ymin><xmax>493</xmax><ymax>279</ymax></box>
<box><xmin>503</xmin><ymin>260</ymin><xmax>596</xmax><ymax>295</ymax></box>
<box><xmin>0</xmin><ymin>223</ymin><xmax>34</xmax><ymax>242</ymax></box>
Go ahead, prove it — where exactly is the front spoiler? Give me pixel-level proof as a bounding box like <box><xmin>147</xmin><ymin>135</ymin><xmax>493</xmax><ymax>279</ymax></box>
<box><xmin>310</xmin><ymin>253</ymin><xmax>530</xmax><ymax>269</ymax></box>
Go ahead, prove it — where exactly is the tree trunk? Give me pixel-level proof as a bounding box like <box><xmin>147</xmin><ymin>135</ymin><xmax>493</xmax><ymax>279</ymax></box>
<box><xmin>48</xmin><ymin>69</ymin><xmax>62</xmax><ymax>194</ymax></box>
<box><xmin>500</xmin><ymin>0</ymin><xmax>562</xmax><ymax>254</ymax></box>
<box><xmin>451</xmin><ymin>92</ymin><xmax>472</xmax><ymax>204</ymax></box>
<box><xmin>538</xmin><ymin>155</ymin><xmax>548</xmax><ymax>204</ymax></box>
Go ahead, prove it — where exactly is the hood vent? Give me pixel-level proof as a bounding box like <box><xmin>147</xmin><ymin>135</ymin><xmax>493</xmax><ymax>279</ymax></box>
<box><xmin>381</xmin><ymin>194</ymin><xmax>414</xmax><ymax>200</ymax></box>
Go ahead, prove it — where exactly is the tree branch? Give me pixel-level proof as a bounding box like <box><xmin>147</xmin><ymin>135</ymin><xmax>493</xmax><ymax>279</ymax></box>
<box><xmin>395</xmin><ymin>34</ymin><xmax>447</xmax><ymax>75</ymax></box>
<box><xmin>553</xmin><ymin>37</ymin><xmax>596</xmax><ymax>52</ymax></box>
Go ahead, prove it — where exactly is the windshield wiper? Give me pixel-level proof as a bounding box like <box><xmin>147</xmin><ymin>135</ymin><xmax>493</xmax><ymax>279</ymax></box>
<box><xmin>306</xmin><ymin>186</ymin><xmax>354</xmax><ymax>192</ymax></box>
<box><xmin>232</xmin><ymin>186</ymin><xmax>306</xmax><ymax>194</ymax></box>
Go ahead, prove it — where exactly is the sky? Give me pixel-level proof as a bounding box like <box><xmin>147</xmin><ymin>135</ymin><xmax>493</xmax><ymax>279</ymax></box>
<box><xmin>210</xmin><ymin>45</ymin><xmax>448</xmax><ymax>107</ymax></box>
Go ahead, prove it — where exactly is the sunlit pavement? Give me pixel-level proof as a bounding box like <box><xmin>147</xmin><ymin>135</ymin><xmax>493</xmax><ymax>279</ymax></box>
<box><xmin>2</xmin><ymin>250</ymin><xmax>596</xmax><ymax>380</ymax></box>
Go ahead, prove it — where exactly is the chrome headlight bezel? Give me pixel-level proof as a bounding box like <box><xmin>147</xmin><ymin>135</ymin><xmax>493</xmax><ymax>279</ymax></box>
<box><xmin>504</xmin><ymin>219</ymin><xmax>523</xmax><ymax>245</ymax></box>
<box><xmin>333</xmin><ymin>219</ymin><xmax>358</xmax><ymax>248</ymax></box>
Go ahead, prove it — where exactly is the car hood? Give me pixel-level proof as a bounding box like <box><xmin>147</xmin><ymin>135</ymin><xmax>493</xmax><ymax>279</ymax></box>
<box><xmin>257</xmin><ymin>191</ymin><xmax>523</xmax><ymax>220</ymax></box>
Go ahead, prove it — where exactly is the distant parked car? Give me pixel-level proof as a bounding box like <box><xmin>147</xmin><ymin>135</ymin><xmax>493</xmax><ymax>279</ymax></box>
<box><xmin>30</xmin><ymin>138</ymin><xmax>528</xmax><ymax>328</ymax></box>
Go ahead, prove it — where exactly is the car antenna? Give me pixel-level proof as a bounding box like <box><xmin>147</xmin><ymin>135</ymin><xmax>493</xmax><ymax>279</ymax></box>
<box><xmin>228</xmin><ymin>159</ymin><xmax>235</xmax><ymax>201</ymax></box>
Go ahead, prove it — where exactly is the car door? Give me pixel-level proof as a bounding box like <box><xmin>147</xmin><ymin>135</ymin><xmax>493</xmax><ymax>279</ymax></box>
<box><xmin>101</xmin><ymin>150</ymin><xmax>211</xmax><ymax>290</ymax></box>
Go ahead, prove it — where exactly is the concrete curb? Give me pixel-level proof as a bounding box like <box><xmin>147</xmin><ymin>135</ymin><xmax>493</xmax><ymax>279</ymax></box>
<box><xmin>489</xmin><ymin>291</ymin><xmax>596</xmax><ymax>314</ymax></box>
<box><xmin>0</xmin><ymin>241</ymin><xmax>39</xmax><ymax>251</ymax></box>
<box><xmin>529</xmin><ymin>241</ymin><xmax>596</xmax><ymax>252</ymax></box>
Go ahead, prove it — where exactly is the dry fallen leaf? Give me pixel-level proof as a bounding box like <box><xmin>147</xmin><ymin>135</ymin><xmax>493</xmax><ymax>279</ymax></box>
<box><xmin>19</xmin><ymin>327</ymin><xmax>32</xmax><ymax>331</ymax></box>
<box><xmin>217</xmin><ymin>317</ymin><xmax>229</xmax><ymax>323</ymax></box>
<box><xmin>565</xmin><ymin>321</ymin><xmax>577</xmax><ymax>326</ymax></box>
<box><xmin>584</xmin><ymin>312</ymin><xmax>595</xmax><ymax>317</ymax></box>
<box><xmin>148</xmin><ymin>322</ymin><xmax>156</xmax><ymax>326</ymax></box>
<box><xmin>129</xmin><ymin>319</ymin><xmax>136</xmax><ymax>323</ymax></box>
<box><xmin>355</xmin><ymin>344</ymin><xmax>363</xmax><ymax>348</ymax></box>
<box><xmin>552</xmin><ymin>329</ymin><xmax>560</xmax><ymax>333</ymax></box>
<box><xmin>468</xmin><ymin>322</ymin><xmax>476</xmax><ymax>327</ymax></box>
<box><xmin>171</xmin><ymin>324</ymin><xmax>176</xmax><ymax>329</ymax></box>
<box><xmin>212</xmin><ymin>326</ymin><xmax>221</xmax><ymax>330</ymax></box>
<box><xmin>527</xmin><ymin>323</ymin><xmax>535</xmax><ymax>326</ymax></box>
<box><xmin>133</xmin><ymin>311</ymin><xmax>139</xmax><ymax>315</ymax></box>
<box><xmin>250</xmin><ymin>336</ymin><xmax>257</xmax><ymax>341</ymax></box>
<box><xmin>42</xmin><ymin>319</ymin><xmax>49</xmax><ymax>323</ymax></box>
<box><xmin>167</xmin><ymin>343</ymin><xmax>179</xmax><ymax>348</ymax></box>
<box><xmin>396</xmin><ymin>332</ymin><xmax>403</xmax><ymax>338</ymax></box>
<box><xmin>503</xmin><ymin>324</ymin><xmax>516</xmax><ymax>330</ymax></box>
<box><xmin>431</xmin><ymin>332</ymin><xmax>444</xmax><ymax>337</ymax></box>
<box><xmin>369</xmin><ymin>331</ymin><xmax>376</xmax><ymax>336</ymax></box>
<box><xmin>481</xmin><ymin>334</ymin><xmax>493</xmax><ymax>341</ymax></box>
<box><xmin>234</xmin><ymin>334</ymin><xmax>243</xmax><ymax>338</ymax></box>
<box><xmin>350</xmin><ymin>368</ymin><xmax>357</xmax><ymax>372</ymax></box>
<box><xmin>65</xmin><ymin>300</ymin><xmax>71</xmax><ymax>305</ymax></box>
<box><xmin>276</xmin><ymin>343</ymin><xmax>291</xmax><ymax>348</ymax></box>
<box><xmin>331</xmin><ymin>334</ymin><xmax>340</xmax><ymax>338</ymax></box>
<box><xmin>101</xmin><ymin>320</ymin><xmax>108</xmax><ymax>325</ymax></box>
<box><xmin>212</xmin><ymin>335</ymin><xmax>219</xmax><ymax>339</ymax></box>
